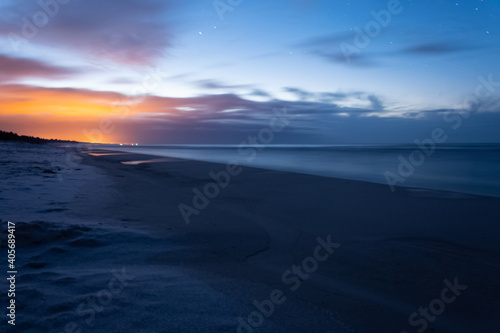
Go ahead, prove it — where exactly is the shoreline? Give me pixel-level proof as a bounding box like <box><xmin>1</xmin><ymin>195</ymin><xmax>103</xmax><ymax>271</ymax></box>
<box><xmin>99</xmin><ymin>144</ymin><xmax>500</xmax><ymax>199</ymax></box>
<box><xmin>2</xmin><ymin>143</ymin><xmax>499</xmax><ymax>332</ymax></box>
<box><xmin>78</xmin><ymin>146</ymin><xmax>500</xmax><ymax>332</ymax></box>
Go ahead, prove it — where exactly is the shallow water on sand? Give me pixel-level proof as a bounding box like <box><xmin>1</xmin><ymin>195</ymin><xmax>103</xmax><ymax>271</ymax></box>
<box><xmin>104</xmin><ymin>144</ymin><xmax>500</xmax><ymax>198</ymax></box>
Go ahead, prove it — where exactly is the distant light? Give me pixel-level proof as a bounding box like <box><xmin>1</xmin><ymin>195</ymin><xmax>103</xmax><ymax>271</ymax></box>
<box><xmin>135</xmin><ymin>143</ymin><xmax>138</xmax><ymax>146</ymax></box>
<box><xmin>120</xmin><ymin>143</ymin><xmax>123</xmax><ymax>146</ymax></box>
<box><xmin>199</xmin><ymin>31</ymin><xmax>202</xmax><ymax>35</ymax></box>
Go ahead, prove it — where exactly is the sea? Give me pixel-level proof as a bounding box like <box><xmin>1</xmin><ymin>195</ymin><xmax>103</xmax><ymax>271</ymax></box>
<box><xmin>103</xmin><ymin>143</ymin><xmax>500</xmax><ymax>198</ymax></box>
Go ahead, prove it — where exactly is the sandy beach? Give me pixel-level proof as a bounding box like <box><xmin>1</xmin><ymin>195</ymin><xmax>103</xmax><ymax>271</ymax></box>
<box><xmin>2</xmin><ymin>0</ymin><xmax>499</xmax><ymax>332</ymax></box>
<box><xmin>2</xmin><ymin>143</ymin><xmax>499</xmax><ymax>333</ymax></box>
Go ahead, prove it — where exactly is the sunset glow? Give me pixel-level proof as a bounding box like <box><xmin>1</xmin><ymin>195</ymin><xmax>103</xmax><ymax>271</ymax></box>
<box><xmin>0</xmin><ymin>0</ymin><xmax>499</xmax><ymax>143</ymax></box>
<box><xmin>2</xmin><ymin>2</ymin><xmax>500</xmax><ymax>331</ymax></box>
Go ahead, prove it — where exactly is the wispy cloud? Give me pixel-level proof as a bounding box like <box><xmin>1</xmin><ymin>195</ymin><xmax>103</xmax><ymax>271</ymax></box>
<box><xmin>1</xmin><ymin>83</ymin><xmax>499</xmax><ymax>143</ymax></box>
<box><xmin>283</xmin><ymin>87</ymin><xmax>315</xmax><ymax>100</ymax></box>
<box><xmin>0</xmin><ymin>0</ymin><xmax>178</xmax><ymax>65</ymax></box>
<box><xmin>195</xmin><ymin>79</ymin><xmax>253</xmax><ymax>90</ymax></box>
<box><xmin>402</xmin><ymin>43</ymin><xmax>479</xmax><ymax>55</ymax></box>
<box><xmin>0</xmin><ymin>54</ymin><xmax>80</xmax><ymax>82</ymax></box>
<box><xmin>297</xmin><ymin>31</ymin><xmax>486</xmax><ymax>67</ymax></box>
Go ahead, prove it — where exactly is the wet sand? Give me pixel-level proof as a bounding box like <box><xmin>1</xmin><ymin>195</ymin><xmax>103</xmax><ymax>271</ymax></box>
<box><xmin>2</xmin><ymin>143</ymin><xmax>499</xmax><ymax>332</ymax></box>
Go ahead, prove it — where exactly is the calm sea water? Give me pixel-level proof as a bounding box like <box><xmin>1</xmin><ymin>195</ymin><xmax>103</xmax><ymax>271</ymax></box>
<box><xmin>105</xmin><ymin>144</ymin><xmax>500</xmax><ymax>198</ymax></box>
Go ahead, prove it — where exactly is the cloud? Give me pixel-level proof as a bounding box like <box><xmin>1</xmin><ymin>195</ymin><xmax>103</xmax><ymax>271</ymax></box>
<box><xmin>0</xmin><ymin>83</ymin><xmax>387</xmax><ymax>128</ymax></box>
<box><xmin>307</xmin><ymin>42</ymin><xmax>479</xmax><ymax>67</ymax></box>
<box><xmin>0</xmin><ymin>0</ymin><xmax>178</xmax><ymax>65</ymax></box>
<box><xmin>2</xmin><ymin>83</ymin><xmax>498</xmax><ymax>144</ymax></box>
<box><xmin>107</xmin><ymin>77</ymin><xmax>140</xmax><ymax>85</ymax></box>
<box><xmin>248</xmin><ymin>89</ymin><xmax>272</xmax><ymax>98</ymax></box>
<box><xmin>283</xmin><ymin>87</ymin><xmax>314</xmax><ymax>100</ymax></box>
<box><xmin>0</xmin><ymin>54</ymin><xmax>80</xmax><ymax>82</ymax></box>
<box><xmin>195</xmin><ymin>79</ymin><xmax>253</xmax><ymax>90</ymax></box>
<box><xmin>367</xmin><ymin>94</ymin><xmax>384</xmax><ymax>111</ymax></box>
<box><xmin>283</xmin><ymin>88</ymin><xmax>385</xmax><ymax>111</ymax></box>
<box><xmin>0</xmin><ymin>83</ymin><xmax>419</xmax><ymax>127</ymax></box>
<box><xmin>295</xmin><ymin>32</ymin><xmax>387</xmax><ymax>67</ymax></box>
<box><xmin>469</xmin><ymin>96</ymin><xmax>500</xmax><ymax>113</ymax></box>
<box><xmin>297</xmin><ymin>30</ymin><xmax>485</xmax><ymax>67</ymax></box>
<box><xmin>316</xmin><ymin>51</ymin><xmax>377</xmax><ymax>67</ymax></box>
<box><xmin>402</xmin><ymin>43</ymin><xmax>478</xmax><ymax>55</ymax></box>
<box><xmin>318</xmin><ymin>92</ymin><xmax>356</xmax><ymax>103</ymax></box>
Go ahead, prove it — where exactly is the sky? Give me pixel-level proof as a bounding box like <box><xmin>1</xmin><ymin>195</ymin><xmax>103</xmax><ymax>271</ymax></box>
<box><xmin>0</xmin><ymin>0</ymin><xmax>499</xmax><ymax>144</ymax></box>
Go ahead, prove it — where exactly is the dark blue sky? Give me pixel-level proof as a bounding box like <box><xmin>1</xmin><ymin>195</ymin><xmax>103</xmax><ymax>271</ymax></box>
<box><xmin>0</xmin><ymin>0</ymin><xmax>499</xmax><ymax>143</ymax></box>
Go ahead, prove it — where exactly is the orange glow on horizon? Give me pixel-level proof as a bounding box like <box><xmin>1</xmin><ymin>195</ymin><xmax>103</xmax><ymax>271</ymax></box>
<box><xmin>0</xmin><ymin>84</ymin><xmax>174</xmax><ymax>143</ymax></box>
<box><xmin>0</xmin><ymin>85</ymin><xmax>130</xmax><ymax>118</ymax></box>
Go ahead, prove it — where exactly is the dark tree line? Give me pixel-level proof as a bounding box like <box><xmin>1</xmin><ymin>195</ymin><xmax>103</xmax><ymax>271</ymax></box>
<box><xmin>0</xmin><ymin>130</ymin><xmax>78</xmax><ymax>144</ymax></box>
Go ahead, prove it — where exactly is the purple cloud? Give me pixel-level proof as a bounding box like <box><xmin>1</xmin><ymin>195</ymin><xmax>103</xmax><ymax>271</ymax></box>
<box><xmin>0</xmin><ymin>0</ymin><xmax>178</xmax><ymax>65</ymax></box>
<box><xmin>0</xmin><ymin>54</ymin><xmax>80</xmax><ymax>82</ymax></box>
